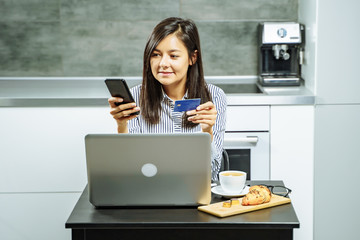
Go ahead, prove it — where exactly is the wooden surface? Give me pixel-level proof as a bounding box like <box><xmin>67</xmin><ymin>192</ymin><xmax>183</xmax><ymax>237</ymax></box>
<box><xmin>198</xmin><ymin>194</ymin><xmax>291</xmax><ymax>218</ymax></box>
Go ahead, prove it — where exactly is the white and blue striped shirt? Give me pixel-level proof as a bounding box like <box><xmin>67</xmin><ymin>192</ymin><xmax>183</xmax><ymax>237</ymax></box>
<box><xmin>129</xmin><ymin>84</ymin><xmax>227</xmax><ymax>181</ymax></box>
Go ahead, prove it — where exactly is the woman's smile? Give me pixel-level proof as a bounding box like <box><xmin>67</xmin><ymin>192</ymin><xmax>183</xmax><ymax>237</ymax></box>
<box><xmin>158</xmin><ymin>71</ymin><xmax>174</xmax><ymax>76</ymax></box>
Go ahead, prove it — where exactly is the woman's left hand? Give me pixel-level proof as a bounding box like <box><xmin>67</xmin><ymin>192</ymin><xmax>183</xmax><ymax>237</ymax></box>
<box><xmin>186</xmin><ymin>101</ymin><xmax>217</xmax><ymax>139</ymax></box>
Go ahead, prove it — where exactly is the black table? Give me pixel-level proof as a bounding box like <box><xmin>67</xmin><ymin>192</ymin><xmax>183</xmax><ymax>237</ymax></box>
<box><xmin>65</xmin><ymin>180</ymin><xmax>299</xmax><ymax>240</ymax></box>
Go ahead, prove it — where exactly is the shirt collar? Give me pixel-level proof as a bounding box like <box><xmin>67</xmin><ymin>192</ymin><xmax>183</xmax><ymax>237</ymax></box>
<box><xmin>161</xmin><ymin>86</ymin><xmax>189</xmax><ymax>103</ymax></box>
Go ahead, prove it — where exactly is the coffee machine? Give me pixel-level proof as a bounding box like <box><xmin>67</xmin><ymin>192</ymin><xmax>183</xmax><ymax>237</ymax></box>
<box><xmin>258</xmin><ymin>22</ymin><xmax>305</xmax><ymax>86</ymax></box>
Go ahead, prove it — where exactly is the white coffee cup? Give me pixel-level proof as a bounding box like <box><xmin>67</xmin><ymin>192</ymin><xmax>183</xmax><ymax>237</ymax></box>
<box><xmin>219</xmin><ymin>170</ymin><xmax>247</xmax><ymax>194</ymax></box>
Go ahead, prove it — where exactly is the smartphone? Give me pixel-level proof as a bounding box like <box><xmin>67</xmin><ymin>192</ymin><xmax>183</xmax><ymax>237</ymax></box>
<box><xmin>105</xmin><ymin>79</ymin><xmax>140</xmax><ymax>116</ymax></box>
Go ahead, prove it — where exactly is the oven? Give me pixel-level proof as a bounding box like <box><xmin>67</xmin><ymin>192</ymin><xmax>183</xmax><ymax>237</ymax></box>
<box><xmin>223</xmin><ymin>106</ymin><xmax>270</xmax><ymax>180</ymax></box>
<box><xmin>224</xmin><ymin>132</ymin><xmax>270</xmax><ymax>180</ymax></box>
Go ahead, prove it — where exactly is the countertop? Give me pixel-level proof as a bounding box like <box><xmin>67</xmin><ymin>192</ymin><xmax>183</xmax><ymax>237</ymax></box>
<box><xmin>0</xmin><ymin>76</ymin><xmax>314</xmax><ymax>107</ymax></box>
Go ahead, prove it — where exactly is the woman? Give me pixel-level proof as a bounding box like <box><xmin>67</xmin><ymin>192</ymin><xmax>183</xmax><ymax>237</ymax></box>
<box><xmin>108</xmin><ymin>17</ymin><xmax>227</xmax><ymax>180</ymax></box>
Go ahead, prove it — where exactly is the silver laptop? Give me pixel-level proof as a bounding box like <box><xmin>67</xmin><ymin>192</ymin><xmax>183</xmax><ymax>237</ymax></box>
<box><xmin>85</xmin><ymin>133</ymin><xmax>212</xmax><ymax>207</ymax></box>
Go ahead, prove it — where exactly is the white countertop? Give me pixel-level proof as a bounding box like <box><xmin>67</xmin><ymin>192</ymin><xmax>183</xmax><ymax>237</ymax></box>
<box><xmin>0</xmin><ymin>76</ymin><xmax>314</xmax><ymax>107</ymax></box>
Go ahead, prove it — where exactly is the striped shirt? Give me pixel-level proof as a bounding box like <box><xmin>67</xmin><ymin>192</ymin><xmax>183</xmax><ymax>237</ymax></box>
<box><xmin>129</xmin><ymin>84</ymin><xmax>227</xmax><ymax>181</ymax></box>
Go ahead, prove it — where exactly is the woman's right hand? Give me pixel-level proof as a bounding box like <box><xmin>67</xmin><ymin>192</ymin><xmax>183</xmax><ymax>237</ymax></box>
<box><xmin>108</xmin><ymin>97</ymin><xmax>140</xmax><ymax>133</ymax></box>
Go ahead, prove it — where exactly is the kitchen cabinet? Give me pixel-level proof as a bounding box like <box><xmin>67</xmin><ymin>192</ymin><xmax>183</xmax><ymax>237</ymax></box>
<box><xmin>315</xmin><ymin>0</ymin><xmax>360</xmax><ymax>104</ymax></box>
<box><xmin>0</xmin><ymin>192</ymin><xmax>80</xmax><ymax>240</ymax></box>
<box><xmin>311</xmin><ymin>1</ymin><xmax>360</xmax><ymax>240</ymax></box>
<box><xmin>225</xmin><ymin>106</ymin><xmax>270</xmax><ymax>180</ymax></box>
<box><xmin>0</xmin><ymin>107</ymin><xmax>115</xmax><ymax>192</ymax></box>
<box><xmin>314</xmin><ymin>105</ymin><xmax>360</xmax><ymax>239</ymax></box>
<box><xmin>0</xmin><ymin>107</ymin><xmax>115</xmax><ymax>240</ymax></box>
<box><xmin>0</xmin><ymin>103</ymin><xmax>313</xmax><ymax>240</ymax></box>
<box><xmin>226</xmin><ymin>105</ymin><xmax>269</xmax><ymax>131</ymax></box>
<box><xmin>270</xmin><ymin>105</ymin><xmax>314</xmax><ymax>240</ymax></box>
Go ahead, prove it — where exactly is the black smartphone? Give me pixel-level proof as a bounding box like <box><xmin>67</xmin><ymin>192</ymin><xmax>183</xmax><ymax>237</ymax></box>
<box><xmin>105</xmin><ymin>79</ymin><xmax>140</xmax><ymax>116</ymax></box>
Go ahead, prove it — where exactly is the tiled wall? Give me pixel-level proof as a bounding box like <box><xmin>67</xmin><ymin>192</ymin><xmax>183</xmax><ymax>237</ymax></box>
<box><xmin>0</xmin><ymin>0</ymin><xmax>298</xmax><ymax>77</ymax></box>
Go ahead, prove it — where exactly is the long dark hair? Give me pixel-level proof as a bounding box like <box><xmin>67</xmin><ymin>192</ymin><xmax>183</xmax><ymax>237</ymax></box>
<box><xmin>140</xmin><ymin>17</ymin><xmax>211</xmax><ymax>128</ymax></box>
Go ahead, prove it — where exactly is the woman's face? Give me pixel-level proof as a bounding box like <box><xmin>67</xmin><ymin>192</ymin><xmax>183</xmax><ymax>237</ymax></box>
<box><xmin>150</xmin><ymin>34</ymin><xmax>194</xmax><ymax>92</ymax></box>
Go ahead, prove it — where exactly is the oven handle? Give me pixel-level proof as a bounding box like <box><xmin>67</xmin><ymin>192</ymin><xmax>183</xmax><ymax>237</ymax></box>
<box><xmin>224</xmin><ymin>136</ymin><xmax>259</xmax><ymax>144</ymax></box>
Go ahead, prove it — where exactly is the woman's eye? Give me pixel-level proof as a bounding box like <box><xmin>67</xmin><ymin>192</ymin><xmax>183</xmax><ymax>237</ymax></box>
<box><xmin>171</xmin><ymin>55</ymin><xmax>179</xmax><ymax>58</ymax></box>
<box><xmin>151</xmin><ymin>53</ymin><xmax>160</xmax><ymax>57</ymax></box>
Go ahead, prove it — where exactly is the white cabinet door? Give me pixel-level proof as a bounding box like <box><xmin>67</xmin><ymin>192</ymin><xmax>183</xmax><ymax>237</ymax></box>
<box><xmin>314</xmin><ymin>105</ymin><xmax>360</xmax><ymax>240</ymax></box>
<box><xmin>316</xmin><ymin>0</ymin><xmax>360</xmax><ymax>104</ymax></box>
<box><xmin>0</xmin><ymin>192</ymin><xmax>80</xmax><ymax>240</ymax></box>
<box><xmin>226</xmin><ymin>106</ymin><xmax>270</xmax><ymax>131</ymax></box>
<box><xmin>270</xmin><ymin>105</ymin><xmax>314</xmax><ymax>240</ymax></box>
<box><xmin>0</xmin><ymin>107</ymin><xmax>116</xmax><ymax>192</ymax></box>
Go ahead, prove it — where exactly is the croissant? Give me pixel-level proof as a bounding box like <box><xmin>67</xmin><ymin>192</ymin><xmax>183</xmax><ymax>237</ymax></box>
<box><xmin>242</xmin><ymin>185</ymin><xmax>272</xmax><ymax>206</ymax></box>
<box><xmin>249</xmin><ymin>185</ymin><xmax>272</xmax><ymax>203</ymax></box>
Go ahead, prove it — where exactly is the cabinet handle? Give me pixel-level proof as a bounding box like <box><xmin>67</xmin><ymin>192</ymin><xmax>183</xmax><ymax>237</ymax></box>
<box><xmin>224</xmin><ymin>136</ymin><xmax>259</xmax><ymax>144</ymax></box>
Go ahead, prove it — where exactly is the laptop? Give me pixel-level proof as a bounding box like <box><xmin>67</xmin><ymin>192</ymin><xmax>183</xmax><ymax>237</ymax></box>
<box><xmin>84</xmin><ymin>133</ymin><xmax>212</xmax><ymax>207</ymax></box>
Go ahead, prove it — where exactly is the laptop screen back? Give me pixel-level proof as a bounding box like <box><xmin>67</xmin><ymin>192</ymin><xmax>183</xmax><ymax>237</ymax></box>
<box><xmin>85</xmin><ymin>133</ymin><xmax>211</xmax><ymax>207</ymax></box>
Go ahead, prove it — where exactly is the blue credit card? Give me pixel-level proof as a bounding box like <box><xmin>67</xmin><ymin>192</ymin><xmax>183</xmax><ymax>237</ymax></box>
<box><xmin>173</xmin><ymin>98</ymin><xmax>201</xmax><ymax>112</ymax></box>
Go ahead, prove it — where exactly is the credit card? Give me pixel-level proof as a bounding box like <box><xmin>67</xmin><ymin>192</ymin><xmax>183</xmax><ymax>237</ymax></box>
<box><xmin>173</xmin><ymin>98</ymin><xmax>201</xmax><ymax>112</ymax></box>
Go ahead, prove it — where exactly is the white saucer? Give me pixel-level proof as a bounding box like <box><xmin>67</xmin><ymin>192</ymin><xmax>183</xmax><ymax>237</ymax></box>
<box><xmin>211</xmin><ymin>185</ymin><xmax>250</xmax><ymax>198</ymax></box>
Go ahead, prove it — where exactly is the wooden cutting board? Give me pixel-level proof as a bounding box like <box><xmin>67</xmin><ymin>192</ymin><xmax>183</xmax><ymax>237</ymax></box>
<box><xmin>198</xmin><ymin>194</ymin><xmax>291</xmax><ymax>218</ymax></box>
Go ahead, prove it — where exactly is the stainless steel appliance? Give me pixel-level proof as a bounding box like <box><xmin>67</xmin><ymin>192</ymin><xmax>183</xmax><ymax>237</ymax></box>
<box><xmin>223</xmin><ymin>132</ymin><xmax>270</xmax><ymax>180</ymax></box>
<box><xmin>258</xmin><ymin>22</ymin><xmax>305</xmax><ymax>86</ymax></box>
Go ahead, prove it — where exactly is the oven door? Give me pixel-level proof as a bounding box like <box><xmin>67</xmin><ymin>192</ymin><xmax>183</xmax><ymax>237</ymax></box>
<box><xmin>224</xmin><ymin>132</ymin><xmax>270</xmax><ymax>180</ymax></box>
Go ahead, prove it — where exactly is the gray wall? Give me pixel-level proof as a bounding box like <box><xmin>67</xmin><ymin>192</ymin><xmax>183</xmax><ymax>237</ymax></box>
<box><xmin>0</xmin><ymin>0</ymin><xmax>298</xmax><ymax>77</ymax></box>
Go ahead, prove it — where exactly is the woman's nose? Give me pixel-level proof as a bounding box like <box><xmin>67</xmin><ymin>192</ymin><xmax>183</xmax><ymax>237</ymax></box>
<box><xmin>159</xmin><ymin>55</ymin><xmax>169</xmax><ymax>68</ymax></box>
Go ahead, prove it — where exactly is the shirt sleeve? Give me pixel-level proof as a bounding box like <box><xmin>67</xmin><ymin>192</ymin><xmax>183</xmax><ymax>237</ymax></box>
<box><xmin>209</xmin><ymin>85</ymin><xmax>227</xmax><ymax>181</ymax></box>
<box><xmin>128</xmin><ymin>85</ymin><xmax>141</xmax><ymax>133</ymax></box>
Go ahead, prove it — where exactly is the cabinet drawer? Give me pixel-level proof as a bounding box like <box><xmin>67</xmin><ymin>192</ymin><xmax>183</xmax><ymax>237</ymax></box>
<box><xmin>226</xmin><ymin>106</ymin><xmax>270</xmax><ymax>131</ymax></box>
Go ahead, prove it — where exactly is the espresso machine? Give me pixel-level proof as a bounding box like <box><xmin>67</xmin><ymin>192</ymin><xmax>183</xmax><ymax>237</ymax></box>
<box><xmin>258</xmin><ymin>22</ymin><xmax>305</xmax><ymax>86</ymax></box>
